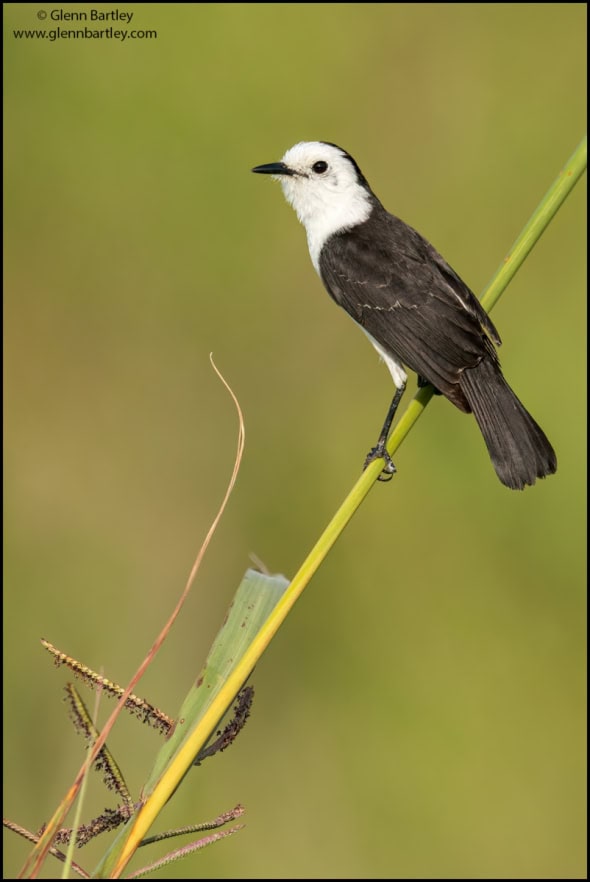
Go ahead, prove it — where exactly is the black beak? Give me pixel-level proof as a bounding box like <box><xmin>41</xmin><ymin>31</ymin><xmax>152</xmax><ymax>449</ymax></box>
<box><xmin>251</xmin><ymin>161</ymin><xmax>295</xmax><ymax>176</ymax></box>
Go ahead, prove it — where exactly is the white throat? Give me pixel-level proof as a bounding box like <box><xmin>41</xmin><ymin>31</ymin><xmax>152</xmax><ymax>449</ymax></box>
<box><xmin>280</xmin><ymin>175</ymin><xmax>373</xmax><ymax>273</ymax></box>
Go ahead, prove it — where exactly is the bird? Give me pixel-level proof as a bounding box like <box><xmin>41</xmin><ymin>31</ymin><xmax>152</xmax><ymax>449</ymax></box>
<box><xmin>252</xmin><ymin>141</ymin><xmax>557</xmax><ymax>490</ymax></box>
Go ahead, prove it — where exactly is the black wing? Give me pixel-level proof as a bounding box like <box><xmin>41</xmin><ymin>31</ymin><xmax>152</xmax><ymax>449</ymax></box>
<box><xmin>318</xmin><ymin>208</ymin><xmax>501</xmax><ymax>411</ymax></box>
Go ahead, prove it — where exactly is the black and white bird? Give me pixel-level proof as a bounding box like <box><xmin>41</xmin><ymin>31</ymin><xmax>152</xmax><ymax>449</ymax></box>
<box><xmin>252</xmin><ymin>141</ymin><xmax>557</xmax><ymax>490</ymax></box>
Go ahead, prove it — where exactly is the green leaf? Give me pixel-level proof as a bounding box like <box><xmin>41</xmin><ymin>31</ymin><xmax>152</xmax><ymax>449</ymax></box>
<box><xmin>144</xmin><ymin>567</ymin><xmax>289</xmax><ymax>793</ymax></box>
<box><xmin>94</xmin><ymin>568</ymin><xmax>289</xmax><ymax>878</ymax></box>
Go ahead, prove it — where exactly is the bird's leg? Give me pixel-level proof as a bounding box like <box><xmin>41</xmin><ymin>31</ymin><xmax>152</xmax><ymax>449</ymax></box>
<box><xmin>363</xmin><ymin>381</ymin><xmax>407</xmax><ymax>481</ymax></box>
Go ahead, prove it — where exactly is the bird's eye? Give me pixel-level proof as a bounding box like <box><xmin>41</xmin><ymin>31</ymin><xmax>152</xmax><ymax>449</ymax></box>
<box><xmin>312</xmin><ymin>161</ymin><xmax>328</xmax><ymax>174</ymax></box>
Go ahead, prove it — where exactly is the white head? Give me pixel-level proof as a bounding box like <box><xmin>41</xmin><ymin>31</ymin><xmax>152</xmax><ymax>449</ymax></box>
<box><xmin>252</xmin><ymin>141</ymin><xmax>375</xmax><ymax>272</ymax></box>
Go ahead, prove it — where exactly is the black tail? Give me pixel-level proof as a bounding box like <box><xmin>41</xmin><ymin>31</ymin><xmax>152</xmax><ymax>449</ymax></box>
<box><xmin>459</xmin><ymin>358</ymin><xmax>557</xmax><ymax>490</ymax></box>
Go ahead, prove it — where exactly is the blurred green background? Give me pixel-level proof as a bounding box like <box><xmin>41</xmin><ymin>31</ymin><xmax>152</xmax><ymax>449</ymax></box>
<box><xmin>3</xmin><ymin>3</ymin><xmax>586</xmax><ymax>878</ymax></box>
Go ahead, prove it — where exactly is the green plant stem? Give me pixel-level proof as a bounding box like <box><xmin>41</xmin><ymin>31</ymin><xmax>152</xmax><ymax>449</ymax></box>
<box><xmin>211</xmin><ymin>134</ymin><xmax>587</xmax><ymax>740</ymax></box>
<box><xmin>104</xmin><ymin>135</ymin><xmax>586</xmax><ymax>879</ymax></box>
<box><xmin>481</xmin><ymin>134</ymin><xmax>587</xmax><ymax>313</ymax></box>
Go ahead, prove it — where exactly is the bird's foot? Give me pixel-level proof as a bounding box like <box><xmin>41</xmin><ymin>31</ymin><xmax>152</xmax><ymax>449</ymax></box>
<box><xmin>364</xmin><ymin>441</ymin><xmax>397</xmax><ymax>482</ymax></box>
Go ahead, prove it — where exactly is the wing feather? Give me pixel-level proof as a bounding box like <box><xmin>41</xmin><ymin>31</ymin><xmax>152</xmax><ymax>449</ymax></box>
<box><xmin>319</xmin><ymin>210</ymin><xmax>500</xmax><ymax>410</ymax></box>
